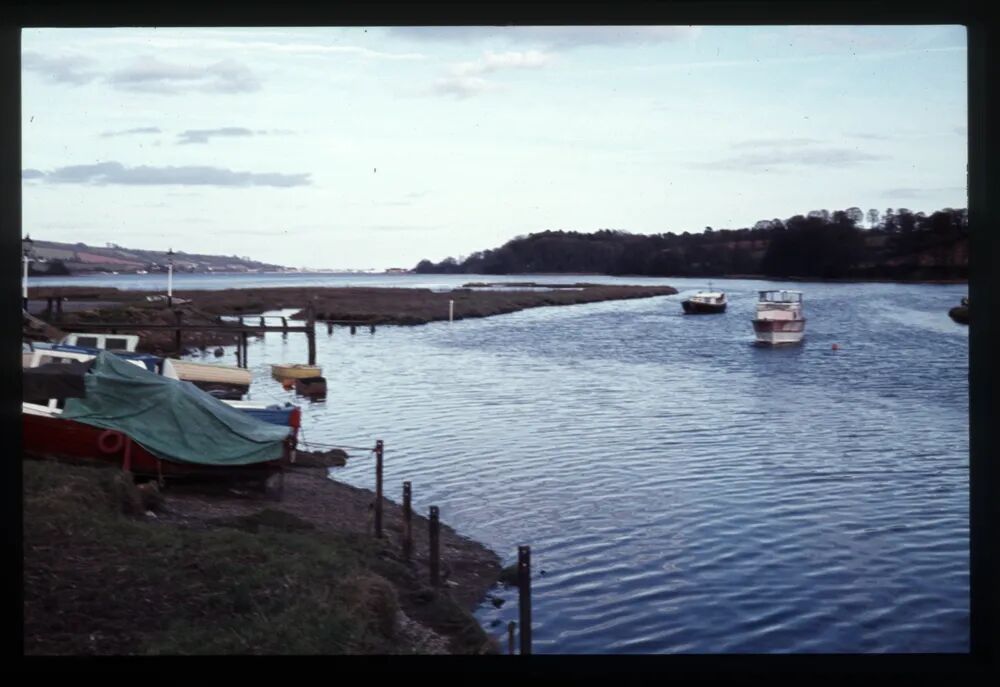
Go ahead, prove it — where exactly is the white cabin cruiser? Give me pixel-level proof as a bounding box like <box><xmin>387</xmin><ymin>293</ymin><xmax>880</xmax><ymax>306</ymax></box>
<box><xmin>752</xmin><ymin>290</ymin><xmax>805</xmax><ymax>345</ymax></box>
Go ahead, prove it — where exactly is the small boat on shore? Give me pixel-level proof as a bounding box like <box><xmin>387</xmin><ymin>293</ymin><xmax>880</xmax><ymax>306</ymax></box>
<box><xmin>22</xmin><ymin>351</ymin><xmax>296</xmax><ymax>483</ymax></box>
<box><xmin>752</xmin><ymin>290</ymin><xmax>806</xmax><ymax>345</ymax></box>
<box><xmin>681</xmin><ymin>288</ymin><xmax>727</xmax><ymax>314</ymax></box>
<box><xmin>272</xmin><ymin>363</ymin><xmax>323</xmax><ymax>380</ymax></box>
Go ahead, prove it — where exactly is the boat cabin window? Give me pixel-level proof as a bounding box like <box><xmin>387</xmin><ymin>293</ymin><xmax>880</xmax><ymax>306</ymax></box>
<box><xmin>75</xmin><ymin>336</ymin><xmax>100</xmax><ymax>348</ymax></box>
<box><xmin>759</xmin><ymin>291</ymin><xmax>802</xmax><ymax>303</ymax></box>
<box><xmin>105</xmin><ymin>337</ymin><xmax>129</xmax><ymax>351</ymax></box>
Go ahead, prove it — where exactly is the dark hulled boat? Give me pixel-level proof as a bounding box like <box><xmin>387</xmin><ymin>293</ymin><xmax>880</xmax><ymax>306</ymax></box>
<box><xmin>681</xmin><ymin>290</ymin><xmax>727</xmax><ymax>314</ymax></box>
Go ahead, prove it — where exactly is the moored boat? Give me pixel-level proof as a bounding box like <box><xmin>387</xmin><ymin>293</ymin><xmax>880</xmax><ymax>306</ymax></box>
<box><xmin>168</xmin><ymin>358</ymin><xmax>252</xmax><ymax>398</ymax></box>
<box><xmin>752</xmin><ymin>290</ymin><xmax>805</xmax><ymax>345</ymax></box>
<box><xmin>948</xmin><ymin>296</ymin><xmax>969</xmax><ymax>325</ymax></box>
<box><xmin>681</xmin><ymin>289</ymin><xmax>727</xmax><ymax>314</ymax></box>
<box><xmin>272</xmin><ymin>363</ymin><xmax>323</xmax><ymax>380</ymax></box>
<box><xmin>22</xmin><ymin>351</ymin><xmax>296</xmax><ymax>482</ymax></box>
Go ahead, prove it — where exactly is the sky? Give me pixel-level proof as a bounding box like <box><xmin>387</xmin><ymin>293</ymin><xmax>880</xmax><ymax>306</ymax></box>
<box><xmin>21</xmin><ymin>25</ymin><xmax>968</xmax><ymax>270</ymax></box>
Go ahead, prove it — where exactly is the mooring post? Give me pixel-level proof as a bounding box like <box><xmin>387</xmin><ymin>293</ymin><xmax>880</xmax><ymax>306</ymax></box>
<box><xmin>306</xmin><ymin>302</ymin><xmax>316</xmax><ymax>366</ymax></box>
<box><xmin>518</xmin><ymin>545</ymin><xmax>532</xmax><ymax>655</ymax></box>
<box><xmin>327</xmin><ymin>321</ymin><xmax>333</xmax><ymax>335</ymax></box>
<box><xmin>281</xmin><ymin>317</ymin><xmax>288</xmax><ymax>340</ymax></box>
<box><xmin>235</xmin><ymin>336</ymin><xmax>242</xmax><ymax>368</ymax></box>
<box><xmin>507</xmin><ymin>621</ymin><xmax>517</xmax><ymax>655</ymax></box>
<box><xmin>370</xmin><ymin>324</ymin><xmax>376</xmax><ymax>334</ymax></box>
<box><xmin>350</xmin><ymin>325</ymin><xmax>356</xmax><ymax>335</ymax></box>
<box><xmin>260</xmin><ymin>316</ymin><xmax>265</xmax><ymax>328</ymax></box>
<box><xmin>55</xmin><ymin>297</ymin><xmax>63</xmax><ymax>322</ymax></box>
<box><xmin>240</xmin><ymin>331</ymin><xmax>249</xmax><ymax>369</ymax></box>
<box><xmin>174</xmin><ymin>310</ymin><xmax>183</xmax><ymax>353</ymax></box>
<box><xmin>449</xmin><ymin>299</ymin><xmax>454</xmax><ymax>322</ymax></box>
<box><xmin>402</xmin><ymin>481</ymin><xmax>412</xmax><ymax>561</ymax></box>
<box><xmin>45</xmin><ymin>297</ymin><xmax>53</xmax><ymax>320</ymax></box>
<box><xmin>374</xmin><ymin>440</ymin><xmax>384</xmax><ymax>539</ymax></box>
<box><xmin>429</xmin><ymin>506</ymin><xmax>440</xmax><ymax>586</ymax></box>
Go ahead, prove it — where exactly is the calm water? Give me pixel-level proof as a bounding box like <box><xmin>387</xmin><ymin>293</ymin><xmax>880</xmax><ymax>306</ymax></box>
<box><xmin>167</xmin><ymin>274</ymin><xmax>967</xmax><ymax>654</ymax></box>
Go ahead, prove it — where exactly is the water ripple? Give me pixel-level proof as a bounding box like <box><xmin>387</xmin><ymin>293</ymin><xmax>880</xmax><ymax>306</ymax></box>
<box><xmin>231</xmin><ymin>277</ymin><xmax>968</xmax><ymax>653</ymax></box>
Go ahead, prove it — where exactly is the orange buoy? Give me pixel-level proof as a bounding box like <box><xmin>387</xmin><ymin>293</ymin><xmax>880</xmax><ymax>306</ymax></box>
<box><xmin>281</xmin><ymin>379</ymin><xmax>294</xmax><ymax>390</ymax></box>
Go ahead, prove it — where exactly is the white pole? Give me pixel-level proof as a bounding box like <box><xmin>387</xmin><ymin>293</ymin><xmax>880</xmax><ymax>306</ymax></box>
<box><xmin>168</xmin><ymin>263</ymin><xmax>173</xmax><ymax>298</ymax></box>
<box><xmin>22</xmin><ymin>254</ymin><xmax>28</xmax><ymax>307</ymax></box>
<box><xmin>449</xmin><ymin>299</ymin><xmax>454</xmax><ymax>322</ymax></box>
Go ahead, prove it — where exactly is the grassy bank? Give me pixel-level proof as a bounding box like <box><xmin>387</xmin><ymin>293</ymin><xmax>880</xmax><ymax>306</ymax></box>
<box><xmin>23</xmin><ymin>460</ymin><xmax>499</xmax><ymax>655</ymax></box>
<box><xmin>29</xmin><ymin>284</ymin><xmax>678</xmax><ymax>353</ymax></box>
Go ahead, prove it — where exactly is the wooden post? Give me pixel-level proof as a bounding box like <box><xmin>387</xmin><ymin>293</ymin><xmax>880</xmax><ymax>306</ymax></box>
<box><xmin>240</xmin><ymin>331</ymin><xmax>249</xmax><ymax>369</ymax></box>
<box><xmin>402</xmin><ymin>481</ymin><xmax>412</xmax><ymax>561</ymax></box>
<box><xmin>449</xmin><ymin>300</ymin><xmax>454</xmax><ymax>322</ymax></box>
<box><xmin>350</xmin><ymin>325</ymin><xmax>356</xmax><ymax>335</ymax></box>
<box><xmin>306</xmin><ymin>303</ymin><xmax>316</xmax><ymax>366</ymax></box>
<box><xmin>55</xmin><ymin>297</ymin><xmax>63</xmax><ymax>322</ymax></box>
<box><xmin>174</xmin><ymin>310</ymin><xmax>183</xmax><ymax>353</ymax></box>
<box><xmin>327</xmin><ymin>321</ymin><xmax>333</xmax><ymax>335</ymax></box>
<box><xmin>282</xmin><ymin>317</ymin><xmax>288</xmax><ymax>339</ymax></box>
<box><xmin>260</xmin><ymin>316</ymin><xmax>265</xmax><ymax>328</ymax></box>
<box><xmin>45</xmin><ymin>297</ymin><xmax>53</xmax><ymax>320</ymax></box>
<box><xmin>429</xmin><ymin>506</ymin><xmax>440</xmax><ymax>586</ymax></box>
<box><xmin>507</xmin><ymin>622</ymin><xmax>517</xmax><ymax>655</ymax></box>
<box><xmin>518</xmin><ymin>546</ymin><xmax>532</xmax><ymax>655</ymax></box>
<box><xmin>374</xmin><ymin>440</ymin><xmax>384</xmax><ymax>539</ymax></box>
<box><xmin>370</xmin><ymin>324</ymin><xmax>376</xmax><ymax>334</ymax></box>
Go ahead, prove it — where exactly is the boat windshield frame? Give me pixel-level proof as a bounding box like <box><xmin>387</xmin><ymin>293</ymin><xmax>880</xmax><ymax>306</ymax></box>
<box><xmin>758</xmin><ymin>290</ymin><xmax>802</xmax><ymax>304</ymax></box>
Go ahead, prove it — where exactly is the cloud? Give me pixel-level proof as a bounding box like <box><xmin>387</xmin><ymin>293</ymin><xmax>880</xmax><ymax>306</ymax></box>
<box><xmin>389</xmin><ymin>26</ymin><xmax>700</xmax><ymax>50</ymax></box>
<box><xmin>847</xmin><ymin>132</ymin><xmax>892</xmax><ymax>141</ymax></box>
<box><xmin>452</xmin><ymin>50</ymin><xmax>553</xmax><ymax>76</ymax></box>
<box><xmin>429</xmin><ymin>49</ymin><xmax>553</xmax><ymax>98</ymax></box>
<box><xmin>21</xmin><ymin>169</ymin><xmax>45</xmax><ymax>179</ymax></box>
<box><xmin>730</xmin><ymin>137</ymin><xmax>823</xmax><ymax>149</ymax></box>
<box><xmin>29</xmin><ymin>162</ymin><xmax>311</xmax><ymax>187</ymax></box>
<box><xmin>100</xmin><ymin>126</ymin><xmax>162</xmax><ymax>138</ymax></box>
<box><xmin>88</xmin><ymin>34</ymin><xmax>427</xmax><ymax>61</ymax></box>
<box><xmin>22</xmin><ymin>51</ymin><xmax>100</xmax><ymax>85</ymax></box>
<box><xmin>882</xmin><ymin>186</ymin><xmax>966</xmax><ymax>199</ymax></box>
<box><xmin>429</xmin><ymin>76</ymin><xmax>499</xmax><ymax>98</ymax></box>
<box><xmin>365</xmin><ymin>225</ymin><xmax>432</xmax><ymax>232</ymax></box>
<box><xmin>106</xmin><ymin>56</ymin><xmax>261</xmax><ymax>94</ymax></box>
<box><xmin>177</xmin><ymin>127</ymin><xmax>255</xmax><ymax>144</ymax></box>
<box><xmin>695</xmin><ymin>148</ymin><xmax>887</xmax><ymax>171</ymax></box>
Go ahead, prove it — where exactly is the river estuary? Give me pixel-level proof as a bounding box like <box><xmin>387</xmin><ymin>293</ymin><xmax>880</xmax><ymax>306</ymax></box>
<box><xmin>33</xmin><ymin>272</ymin><xmax>970</xmax><ymax>653</ymax></box>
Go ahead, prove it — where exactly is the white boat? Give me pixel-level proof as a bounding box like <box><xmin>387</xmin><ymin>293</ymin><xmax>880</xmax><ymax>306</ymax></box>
<box><xmin>62</xmin><ymin>332</ymin><xmax>139</xmax><ymax>352</ymax></box>
<box><xmin>752</xmin><ymin>290</ymin><xmax>805</xmax><ymax>345</ymax></box>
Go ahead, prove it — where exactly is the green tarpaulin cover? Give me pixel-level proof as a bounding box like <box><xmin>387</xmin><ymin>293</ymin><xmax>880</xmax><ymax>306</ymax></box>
<box><xmin>63</xmin><ymin>352</ymin><xmax>291</xmax><ymax>466</ymax></box>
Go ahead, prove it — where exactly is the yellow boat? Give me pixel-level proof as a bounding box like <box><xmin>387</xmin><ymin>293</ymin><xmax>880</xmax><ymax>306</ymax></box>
<box><xmin>271</xmin><ymin>363</ymin><xmax>323</xmax><ymax>380</ymax></box>
<box><xmin>168</xmin><ymin>359</ymin><xmax>253</xmax><ymax>387</ymax></box>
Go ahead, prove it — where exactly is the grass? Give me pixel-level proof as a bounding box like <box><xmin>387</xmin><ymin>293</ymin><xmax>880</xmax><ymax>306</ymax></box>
<box><xmin>23</xmin><ymin>460</ymin><xmax>493</xmax><ymax>655</ymax></box>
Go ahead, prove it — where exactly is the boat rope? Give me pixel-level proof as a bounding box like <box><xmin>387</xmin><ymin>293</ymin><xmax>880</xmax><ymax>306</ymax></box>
<box><xmin>297</xmin><ymin>425</ymin><xmax>377</xmax><ymax>454</ymax></box>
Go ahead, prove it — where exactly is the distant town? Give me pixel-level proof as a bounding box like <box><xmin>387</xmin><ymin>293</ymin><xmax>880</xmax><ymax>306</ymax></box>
<box><xmin>24</xmin><ymin>238</ymin><xmax>413</xmax><ymax>276</ymax></box>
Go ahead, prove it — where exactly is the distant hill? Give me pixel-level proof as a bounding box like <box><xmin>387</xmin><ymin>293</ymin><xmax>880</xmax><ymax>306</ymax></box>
<box><xmin>414</xmin><ymin>207</ymin><xmax>968</xmax><ymax>282</ymax></box>
<box><xmin>26</xmin><ymin>239</ymin><xmax>287</xmax><ymax>276</ymax></box>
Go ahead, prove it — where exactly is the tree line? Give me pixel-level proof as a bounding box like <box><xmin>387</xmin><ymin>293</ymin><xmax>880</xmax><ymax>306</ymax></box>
<box><xmin>414</xmin><ymin>207</ymin><xmax>968</xmax><ymax>280</ymax></box>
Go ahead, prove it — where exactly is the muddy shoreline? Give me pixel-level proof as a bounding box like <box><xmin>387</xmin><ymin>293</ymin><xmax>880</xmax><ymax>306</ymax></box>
<box><xmin>24</xmin><ymin>459</ymin><xmax>504</xmax><ymax>654</ymax></box>
<box><xmin>29</xmin><ymin>284</ymin><xmax>678</xmax><ymax>354</ymax></box>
